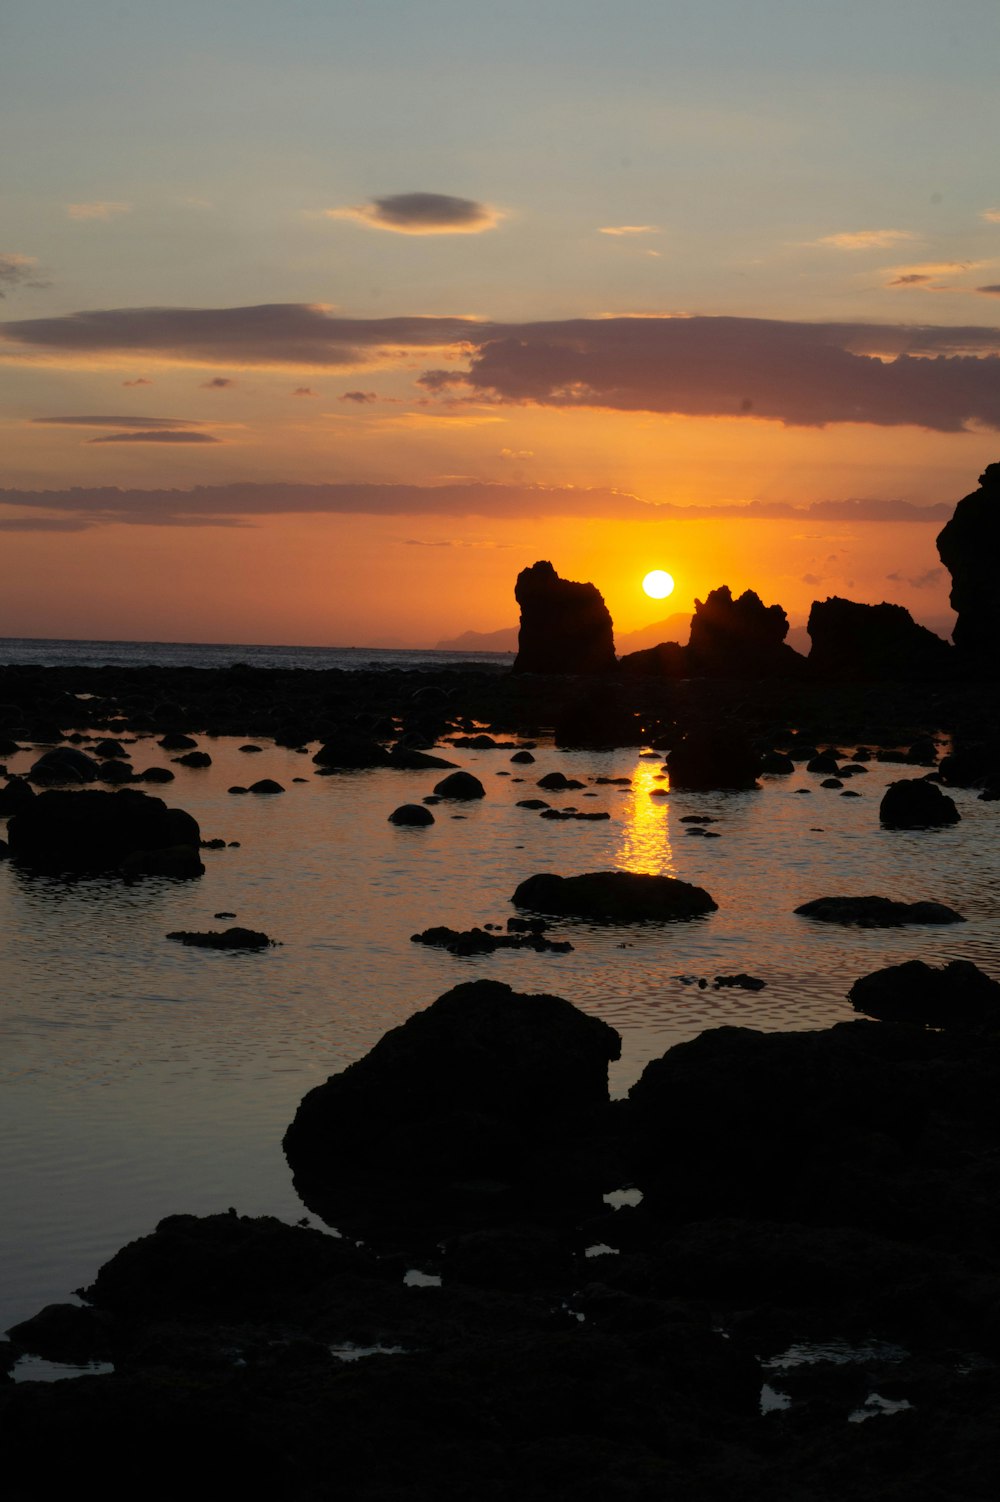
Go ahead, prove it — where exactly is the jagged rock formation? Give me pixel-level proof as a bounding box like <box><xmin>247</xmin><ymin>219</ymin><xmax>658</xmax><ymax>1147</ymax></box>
<box><xmin>512</xmin><ymin>560</ymin><xmax>616</xmax><ymax>674</ymax></box>
<box><xmin>937</xmin><ymin>462</ymin><xmax>1000</xmax><ymax>672</ymax></box>
<box><xmin>806</xmin><ymin>596</ymin><xmax>953</xmax><ymax>681</ymax></box>
<box><xmin>687</xmin><ymin>585</ymin><xmax>805</xmax><ymax>677</ymax></box>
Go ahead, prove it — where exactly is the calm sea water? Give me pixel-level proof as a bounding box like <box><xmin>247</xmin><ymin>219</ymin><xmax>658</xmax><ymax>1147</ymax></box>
<box><xmin>1</xmin><ymin>641</ymin><xmax>997</xmax><ymax>1336</ymax></box>
<box><xmin>0</xmin><ymin>637</ymin><xmax>514</xmax><ymax>672</ymax></box>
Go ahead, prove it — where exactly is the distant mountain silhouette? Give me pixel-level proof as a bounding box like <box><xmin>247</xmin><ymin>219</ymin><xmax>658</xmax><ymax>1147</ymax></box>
<box><xmin>434</xmin><ymin>626</ymin><xmax>518</xmax><ymax>652</ymax></box>
<box><xmin>615</xmin><ymin>612</ymin><xmax>692</xmax><ymax>654</ymax></box>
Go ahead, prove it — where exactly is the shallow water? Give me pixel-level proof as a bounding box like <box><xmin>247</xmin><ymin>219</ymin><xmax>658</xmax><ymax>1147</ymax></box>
<box><xmin>2</xmin><ymin>732</ymin><xmax>997</xmax><ymax>1334</ymax></box>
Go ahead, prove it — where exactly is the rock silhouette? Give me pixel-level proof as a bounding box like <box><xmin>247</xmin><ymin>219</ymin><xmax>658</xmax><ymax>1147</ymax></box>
<box><xmin>807</xmin><ymin>596</ymin><xmax>952</xmax><ymax>681</ymax></box>
<box><xmin>849</xmin><ymin>958</ymin><xmax>1000</xmax><ymax>1027</ymax></box>
<box><xmin>879</xmin><ymin>777</ymin><xmax>960</xmax><ymax>828</ymax></box>
<box><xmin>511</xmin><ymin>870</ymin><xmax>717</xmax><ymax>921</ymax></box>
<box><xmin>687</xmin><ymin>585</ymin><xmax>804</xmax><ymax>678</ymax></box>
<box><xmin>937</xmin><ymin>462</ymin><xmax>1000</xmax><ymax>673</ymax></box>
<box><xmin>7</xmin><ymin>788</ymin><xmax>203</xmax><ymax>877</ymax></box>
<box><xmin>512</xmin><ymin>560</ymin><xmax>616</xmax><ymax>674</ymax></box>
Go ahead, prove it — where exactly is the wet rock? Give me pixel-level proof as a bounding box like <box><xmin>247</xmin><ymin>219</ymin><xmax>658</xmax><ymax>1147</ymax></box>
<box><xmin>510</xmin><ymin>750</ymin><xmax>535</xmax><ymax>764</ymax></box>
<box><xmin>94</xmin><ymin>738</ymin><xmax>128</xmax><ymax>759</ymax></box>
<box><xmin>313</xmin><ymin>736</ymin><xmax>392</xmax><ymax>770</ymax></box>
<box><xmin>536</xmin><ymin>771</ymin><xmax>586</xmax><ymax>791</ymax></box>
<box><xmin>687</xmin><ymin>585</ymin><xmax>805</xmax><ymax>678</ymax></box>
<box><xmin>807</xmin><ymin>751</ymin><xmax>841</xmax><ymax>774</ymax></box>
<box><xmin>283</xmin><ymin>978</ymin><xmax>620</xmax><ymax>1212</ymax></box>
<box><xmin>713</xmin><ymin>973</ymin><xmax>766</xmax><ymax>991</ymax></box>
<box><xmin>432</xmin><ymin>771</ymin><xmax>485</xmax><ymax>800</ymax></box>
<box><xmin>759</xmin><ymin>751</ymin><xmax>795</xmax><ymax>774</ymax></box>
<box><xmin>98</xmin><ymin>759</ymin><xmax>134</xmax><ymax>784</ymax></box>
<box><xmin>0</xmin><ymin>776</ymin><xmax>34</xmax><ymax>814</ymax></box>
<box><xmin>666</xmin><ymin>729</ymin><xmax>760</xmax><ymax>791</ymax></box>
<box><xmin>238</xmin><ymin>744</ymin><xmax>263</xmax><ymax>753</ymax></box>
<box><xmin>512</xmin><ymin>560</ymin><xmax>617</xmax><ymax>674</ymax></box>
<box><xmin>516</xmin><ymin>799</ymin><xmax>550</xmax><ymax>810</ymax></box>
<box><xmin>511</xmin><ymin>871</ymin><xmax>717</xmax><ymax>921</ymax></box>
<box><xmin>158</xmin><ymin>733</ymin><xmax>198</xmax><ymax>751</ymax></box>
<box><xmin>173</xmin><ymin>750</ymin><xmax>212</xmax><ymax>768</ymax></box>
<box><xmin>387</xmin><ymin>745</ymin><xmax>458</xmax><ymax>770</ymax></box>
<box><xmin>936</xmin><ymin>462</ymin><xmax>1000</xmax><ymax>672</ymax></box>
<box><xmin>807</xmin><ymin>596</ymin><xmax>953</xmax><ymax>681</ymax></box>
<box><xmin>879</xmin><ymin>779</ymin><xmax>960</xmax><ymax>828</ymax></box>
<box><xmin>29</xmin><ymin>746</ymin><xmax>100</xmax><ymax>784</ymax></box>
<box><xmin>553</xmin><ymin>690</ymin><xmax>643</xmax><ymax>749</ymax></box>
<box><xmin>7</xmin><ymin>788</ymin><xmax>202</xmax><ymax>877</ymax></box>
<box><xmin>849</xmin><ymin>959</ymin><xmax>1000</xmax><ymax>1027</ymax></box>
<box><xmin>167</xmin><ymin>928</ymin><xmax>275</xmax><ymax>950</ymax></box>
<box><xmin>137</xmin><ymin>766</ymin><xmax>174</xmax><ymax>783</ymax></box>
<box><xmin>389</xmin><ymin>804</ymin><xmax>435</xmax><ymax>826</ymax></box>
<box><xmin>120</xmin><ymin>845</ymin><xmax>205</xmax><ymax>880</ymax></box>
<box><xmin>410</xmin><ymin>926</ymin><xmax>573</xmax><ymax>956</ymax></box>
<box><xmin>249</xmin><ymin>779</ymin><xmax>284</xmax><ymax>795</ymax></box>
<box><xmin>795</xmin><ymin>896</ymin><xmax>965</xmax><ymax>927</ymax></box>
<box><xmin>228</xmin><ymin>785</ymin><xmax>248</xmax><ymax>795</ymax></box>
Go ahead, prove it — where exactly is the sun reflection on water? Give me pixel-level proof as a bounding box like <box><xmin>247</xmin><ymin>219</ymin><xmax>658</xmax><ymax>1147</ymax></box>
<box><xmin>616</xmin><ymin>760</ymin><xmax>675</xmax><ymax>875</ymax></box>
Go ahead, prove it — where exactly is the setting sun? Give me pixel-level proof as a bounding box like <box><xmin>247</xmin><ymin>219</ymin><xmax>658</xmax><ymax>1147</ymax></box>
<box><xmin>642</xmin><ymin>569</ymin><xmax>675</xmax><ymax>600</ymax></box>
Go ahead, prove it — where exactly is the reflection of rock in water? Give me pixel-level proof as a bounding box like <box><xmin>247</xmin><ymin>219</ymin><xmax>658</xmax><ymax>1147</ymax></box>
<box><xmin>937</xmin><ymin>461</ymin><xmax>1000</xmax><ymax>673</ymax></box>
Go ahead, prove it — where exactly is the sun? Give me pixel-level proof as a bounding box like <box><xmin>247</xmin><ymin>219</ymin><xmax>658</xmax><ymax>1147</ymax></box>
<box><xmin>642</xmin><ymin>569</ymin><xmax>675</xmax><ymax>600</ymax></box>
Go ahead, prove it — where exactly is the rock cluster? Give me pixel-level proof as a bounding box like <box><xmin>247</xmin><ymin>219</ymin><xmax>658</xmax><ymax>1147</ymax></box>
<box><xmin>512</xmin><ymin>560</ymin><xmax>616</xmax><ymax>674</ymax></box>
<box><xmin>936</xmin><ymin>461</ymin><xmax>1000</xmax><ymax>672</ymax></box>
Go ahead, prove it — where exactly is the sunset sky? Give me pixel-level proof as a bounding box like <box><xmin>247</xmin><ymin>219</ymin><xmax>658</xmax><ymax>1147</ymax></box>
<box><xmin>3</xmin><ymin>1</ymin><xmax>1000</xmax><ymax>647</ymax></box>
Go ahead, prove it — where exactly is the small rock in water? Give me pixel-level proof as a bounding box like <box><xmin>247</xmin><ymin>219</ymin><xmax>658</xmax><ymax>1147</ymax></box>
<box><xmin>795</xmin><ymin>895</ymin><xmax>965</xmax><ymax>927</ymax></box>
<box><xmin>167</xmin><ymin>928</ymin><xmax>275</xmax><ymax>950</ymax></box>
<box><xmin>249</xmin><ymin>779</ymin><xmax>284</xmax><ymax>795</ymax></box>
<box><xmin>389</xmin><ymin>804</ymin><xmax>435</xmax><ymax>826</ymax></box>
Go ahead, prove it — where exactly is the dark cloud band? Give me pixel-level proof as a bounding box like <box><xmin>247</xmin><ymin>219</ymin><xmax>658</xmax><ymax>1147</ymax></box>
<box><xmin>5</xmin><ymin>304</ymin><xmax>1000</xmax><ymax>430</ymax></box>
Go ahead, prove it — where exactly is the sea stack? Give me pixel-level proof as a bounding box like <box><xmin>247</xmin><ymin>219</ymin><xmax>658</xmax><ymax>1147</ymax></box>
<box><xmin>512</xmin><ymin>560</ymin><xmax>617</xmax><ymax>674</ymax></box>
<box><xmin>937</xmin><ymin>462</ymin><xmax>1000</xmax><ymax>674</ymax></box>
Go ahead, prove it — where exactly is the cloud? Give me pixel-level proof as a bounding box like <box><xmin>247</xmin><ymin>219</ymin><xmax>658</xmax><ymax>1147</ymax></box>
<box><xmin>801</xmin><ymin>573</ymin><xmax>823</xmax><ymax>585</ymax></box>
<box><xmin>977</xmin><ymin>285</ymin><xmax>1000</xmax><ymax>296</ymax></box>
<box><xmin>66</xmin><ymin>201</ymin><xmax>131</xmax><ymax>221</ymax></box>
<box><xmin>201</xmin><ymin>376</ymin><xmax>236</xmax><ymax>389</ymax></box>
<box><xmin>340</xmin><ymin>389</ymin><xmax>378</xmax><ymax>403</ymax></box>
<box><xmin>0</xmin><ymin>517</ymin><xmax>92</xmax><ymax>532</ymax></box>
<box><xmin>886</xmin><ymin>566</ymin><xmax>945</xmax><ymax>589</ymax></box>
<box><xmin>88</xmin><ymin>430</ymin><xmax>221</xmax><ymax>444</ymax></box>
<box><xmin>500</xmin><ymin>447</ymin><xmax>534</xmax><ymax>458</ymax></box>
<box><xmin>0</xmin><ymin>254</ymin><xmax>49</xmax><ymax>296</ymax></box>
<box><xmin>31</xmin><ymin>414</ymin><xmax>206</xmax><ymax>429</ymax></box>
<box><xmin>7</xmin><ymin>304</ymin><xmax>1000</xmax><ymax>430</ymax></box>
<box><xmin>0</xmin><ymin>303</ymin><xmax>478</xmax><ymax>369</ymax></box>
<box><xmin>328</xmin><ymin>192</ymin><xmax>500</xmax><ymax>235</ymax></box>
<box><xmin>122</xmin><ymin>377</ymin><xmax>152</xmax><ymax>387</ymax></box>
<box><xmin>814</xmin><ymin>229</ymin><xmax>916</xmax><ymax>250</ymax></box>
<box><xmin>888</xmin><ymin>273</ymin><xmax>932</xmax><ymax>288</ymax></box>
<box><xmin>0</xmin><ymin>482</ymin><xmax>952</xmax><ymax>530</ymax></box>
<box><xmin>599</xmin><ymin>225</ymin><xmax>659</xmax><ymax>237</ymax></box>
<box><xmin>981</xmin><ymin>209</ymin><xmax>1000</xmax><ymax>224</ymax></box>
<box><xmin>292</xmin><ymin>386</ymin><xmax>316</xmax><ymax>397</ymax></box>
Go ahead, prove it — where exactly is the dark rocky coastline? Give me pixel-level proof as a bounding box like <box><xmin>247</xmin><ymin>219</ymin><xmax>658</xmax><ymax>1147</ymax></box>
<box><xmin>2</xmin><ymin>649</ymin><xmax>1000</xmax><ymax>1500</ymax></box>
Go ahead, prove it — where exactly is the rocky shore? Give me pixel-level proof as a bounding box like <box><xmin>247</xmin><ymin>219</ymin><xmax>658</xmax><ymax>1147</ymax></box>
<box><xmin>1</xmin><ymin>656</ymin><xmax>999</xmax><ymax>1499</ymax></box>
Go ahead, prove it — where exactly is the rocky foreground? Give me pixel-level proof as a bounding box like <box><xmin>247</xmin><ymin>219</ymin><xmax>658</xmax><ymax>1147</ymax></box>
<box><xmin>4</xmin><ymin>967</ymin><xmax>1000</xmax><ymax>1502</ymax></box>
<box><xmin>1</xmin><ymin>658</ymin><xmax>999</xmax><ymax>1499</ymax></box>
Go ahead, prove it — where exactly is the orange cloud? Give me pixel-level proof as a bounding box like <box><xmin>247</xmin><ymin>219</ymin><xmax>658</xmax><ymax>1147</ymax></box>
<box><xmin>599</xmin><ymin>225</ymin><xmax>659</xmax><ymax>236</ymax></box>
<box><xmin>814</xmin><ymin>229</ymin><xmax>916</xmax><ymax>250</ymax></box>
<box><xmin>66</xmin><ymin>201</ymin><xmax>131</xmax><ymax>221</ymax></box>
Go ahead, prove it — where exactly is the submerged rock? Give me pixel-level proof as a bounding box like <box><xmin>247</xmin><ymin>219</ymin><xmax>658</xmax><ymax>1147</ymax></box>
<box><xmin>7</xmin><ymin>788</ymin><xmax>202</xmax><ymax>877</ymax></box>
<box><xmin>511</xmin><ymin>871</ymin><xmax>717</xmax><ymax>921</ymax></box>
<box><xmin>849</xmin><ymin>959</ymin><xmax>1000</xmax><ymax>1027</ymax></box>
<box><xmin>879</xmin><ymin>778</ymin><xmax>960</xmax><ymax>828</ymax></box>
<box><xmin>410</xmin><ymin>926</ymin><xmax>572</xmax><ymax>955</ymax></box>
<box><xmin>512</xmin><ymin>560</ymin><xmax>617</xmax><ymax>674</ymax></box>
<box><xmin>795</xmin><ymin>895</ymin><xmax>965</xmax><ymax>927</ymax></box>
<box><xmin>167</xmin><ymin>928</ymin><xmax>275</xmax><ymax>950</ymax></box>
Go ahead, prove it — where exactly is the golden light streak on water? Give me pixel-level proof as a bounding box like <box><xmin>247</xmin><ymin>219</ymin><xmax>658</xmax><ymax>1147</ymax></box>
<box><xmin>616</xmin><ymin>760</ymin><xmax>674</xmax><ymax>875</ymax></box>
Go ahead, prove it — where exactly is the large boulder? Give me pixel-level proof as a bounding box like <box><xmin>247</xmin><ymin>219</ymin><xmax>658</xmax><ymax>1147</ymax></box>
<box><xmin>511</xmin><ymin>870</ymin><xmax>717</xmax><ymax>921</ymax></box>
<box><xmin>879</xmin><ymin>778</ymin><xmax>960</xmax><ymax>828</ymax></box>
<box><xmin>686</xmin><ymin>585</ymin><xmax>804</xmax><ymax>678</ymax></box>
<box><xmin>666</xmin><ymin>728</ymin><xmax>761</xmax><ymax>790</ymax></box>
<box><xmin>806</xmin><ymin>596</ymin><xmax>953</xmax><ymax>681</ymax></box>
<box><xmin>283</xmin><ymin>979</ymin><xmax>621</xmax><ymax>1213</ymax></box>
<box><xmin>313</xmin><ymin>735</ymin><xmax>391</xmax><ymax>769</ymax></box>
<box><xmin>28</xmin><ymin>746</ymin><xmax>100</xmax><ymax>784</ymax></box>
<box><xmin>936</xmin><ymin>462</ymin><xmax>1000</xmax><ymax>673</ymax></box>
<box><xmin>849</xmin><ymin>959</ymin><xmax>1000</xmax><ymax>1028</ymax></box>
<box><xmin>512</xmin><ymin>560</ymin><xmax>616</xmax><ymax>674</ymax></box>
<box><xmin>7</xmin><ymin>788</ymin><xmax>203</xmax><ymax>876</ymax></box>
<box><xmin>795</xmin><ymin>895</ymin><xmax>965</xmax><ymax>927</ymax></box>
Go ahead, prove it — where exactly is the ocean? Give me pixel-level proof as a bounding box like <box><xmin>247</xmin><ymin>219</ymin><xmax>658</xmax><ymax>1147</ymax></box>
<box><xmin>0</xmin><ymin>637</ymin><xmax>515</xmax><ymax>673</ymax></box>
<box><xmin>1</xmin><ymin>639</ymin><xmax>997</xmax><ymax>1347</ymax></box>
